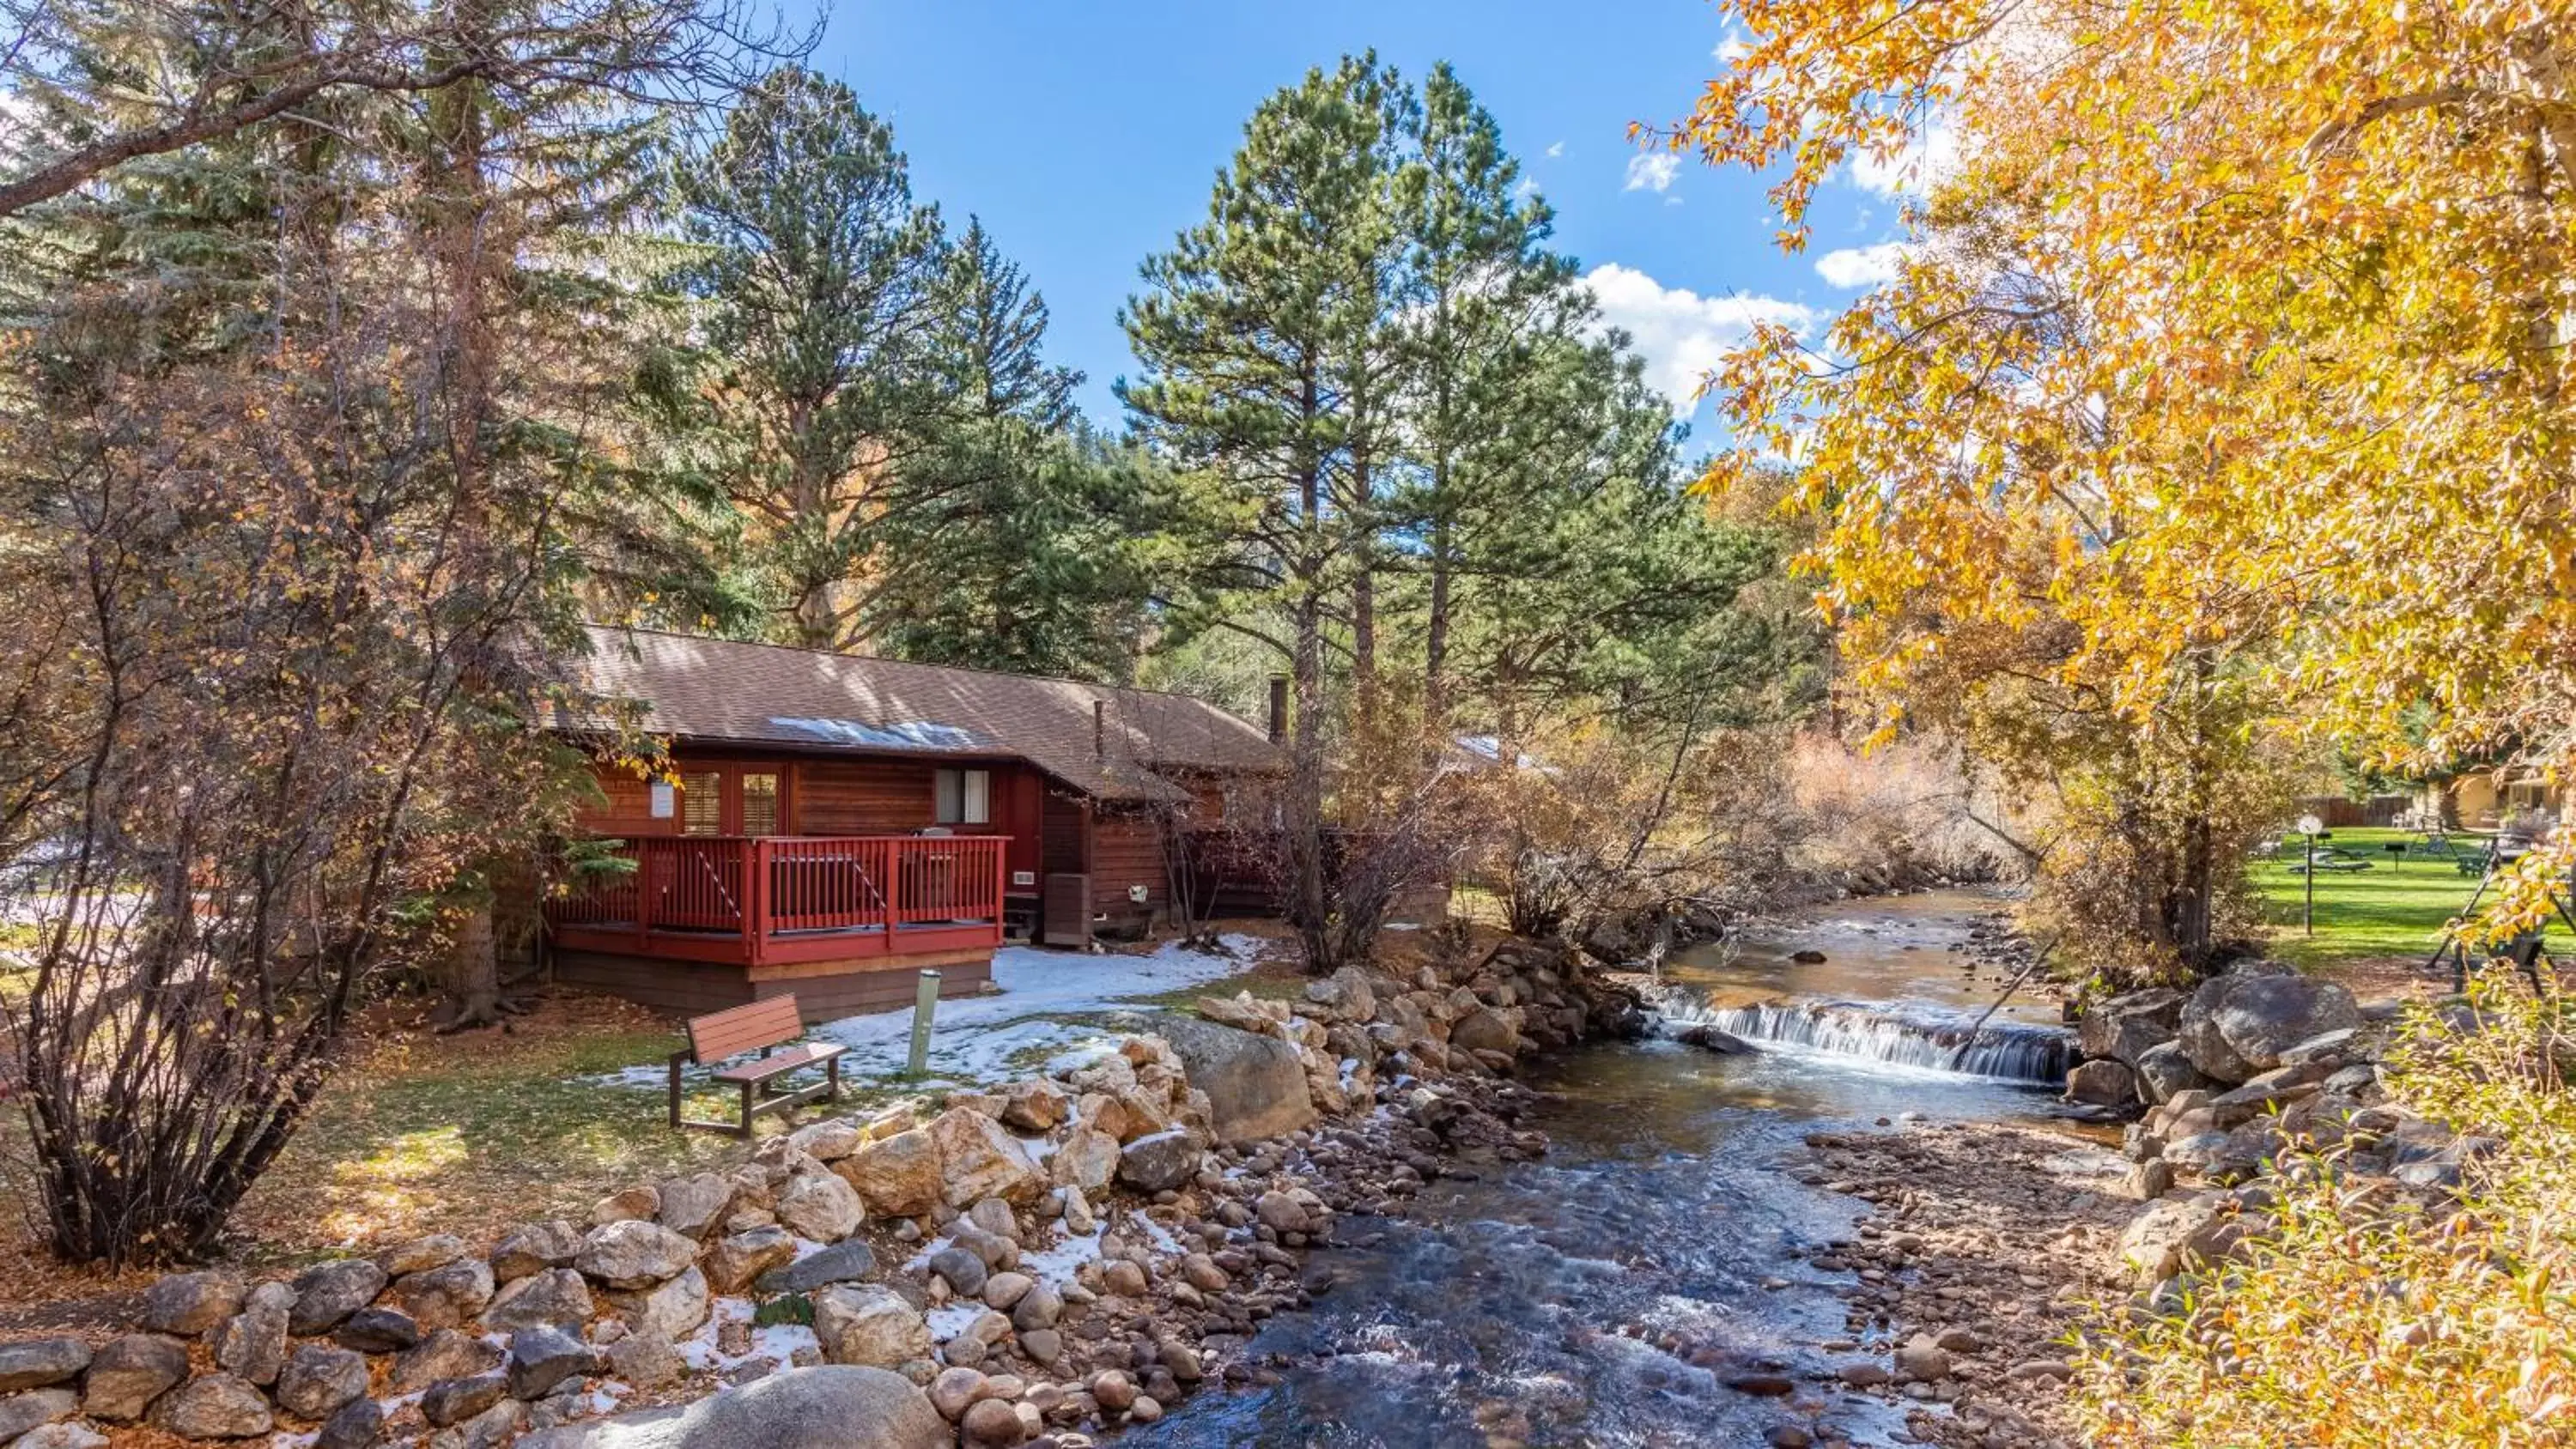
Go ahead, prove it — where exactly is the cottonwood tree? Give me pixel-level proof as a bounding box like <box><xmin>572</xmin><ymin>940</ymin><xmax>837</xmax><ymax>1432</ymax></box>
<box><xmin>1683</xmin><ymin>0</ymin><xmax>2576</xmax><ymax>945</ymax></box>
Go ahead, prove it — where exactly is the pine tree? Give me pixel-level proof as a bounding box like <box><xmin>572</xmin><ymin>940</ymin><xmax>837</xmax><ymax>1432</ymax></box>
<box><xmin>1122</xmin><ymin>53</ymin><xmax>1415</xmax><ymax>960</ymax></box>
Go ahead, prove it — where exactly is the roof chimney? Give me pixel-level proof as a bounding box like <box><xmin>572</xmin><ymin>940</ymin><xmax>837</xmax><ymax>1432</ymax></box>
<box><xmin>1094</xmin><ymin>698</ymin><xmax>1106</xmax><ymax>760</ymax></box>
<box><xmin>1267</xmin><ymin>676</ymin><xmax>1288</xmax><ymax>743</ymax></box>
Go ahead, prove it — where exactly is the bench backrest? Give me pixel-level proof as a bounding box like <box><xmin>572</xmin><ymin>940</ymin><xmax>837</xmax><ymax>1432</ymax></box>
<box><xmin>686</xmin><ymin>995</ymin><xmax>803</xmax><ymax>1064</ymax></box>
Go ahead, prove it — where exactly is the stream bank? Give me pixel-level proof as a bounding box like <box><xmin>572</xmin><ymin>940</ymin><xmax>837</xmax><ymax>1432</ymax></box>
<box><xmin>1129</xmin><ymin>889</ymin><xmax>2114</xmax><ymax>1449</ymax></box>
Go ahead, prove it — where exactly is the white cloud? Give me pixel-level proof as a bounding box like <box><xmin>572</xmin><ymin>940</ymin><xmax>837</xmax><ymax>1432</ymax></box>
<box><xmin>1714</xmin><ymin>31</ymin><xmax>1753</xmax><ymax>63</ymax></box>
<box><xmin>1623</xmin><ymin>152</ymin><xmax>1681</xmax><ymax>193</ymax></box>
<box><xmin>1579</xmin><ymin>263</ymin><xmax>1815</xmax><ymax>414</ymax></box>
<box><xmin>1546</xmin><ymin>140</ymin><xmax>1564</xmax><ymax>159</ymax></box>
<box><xmin>1512</xmin><ymin>176</ymin><xmax>1540</xmax><ymax>202</ymax></box>
<box><xmin>1846</xmin><ymin>118</ymin><xmax>1960</xmax><ymax>196</ymax></box>
<box><xmin>1814</xmin><ymin>241</ymin><xmax>1913</xmax><ymax>288</ymax></box>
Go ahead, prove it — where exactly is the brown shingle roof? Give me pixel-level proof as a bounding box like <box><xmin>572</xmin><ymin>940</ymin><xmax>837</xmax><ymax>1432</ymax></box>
<box><xmin>561</xmin><ymin>626</ymin><xmax>1281</xmax><ymax>804</ymax></box>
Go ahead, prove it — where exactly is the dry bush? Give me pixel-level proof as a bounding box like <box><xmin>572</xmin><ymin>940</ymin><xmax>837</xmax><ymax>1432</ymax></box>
<box><xmin>2075</xmin><ymin>985</ymin><xmax>2576</xmax><ymax>1447</ymax></box>
<box><xmin>1781</xmin><ymin>733</ymin><xmax>2020</xmax><ymax>893</ymax></box>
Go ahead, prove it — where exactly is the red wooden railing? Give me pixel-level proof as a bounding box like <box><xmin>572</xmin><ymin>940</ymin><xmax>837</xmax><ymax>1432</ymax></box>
<box><xmin>549</xmin><ymin>834</ymin><xmax>1007</xmax><ymax>964</ymax></box>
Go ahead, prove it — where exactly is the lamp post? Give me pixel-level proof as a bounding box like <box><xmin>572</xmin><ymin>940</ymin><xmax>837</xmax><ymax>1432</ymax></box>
<box><xmin>2298</xmin><ymin>813</ymin><xmax>2323</xmax><ymax>936</ymax></box>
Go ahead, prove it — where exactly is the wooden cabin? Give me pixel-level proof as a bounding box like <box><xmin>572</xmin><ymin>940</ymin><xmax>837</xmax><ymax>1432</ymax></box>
<box><xmin>542</xmin><ymin>626</ymin><xmax>1285</xmax><ymax>1022</ymax></box>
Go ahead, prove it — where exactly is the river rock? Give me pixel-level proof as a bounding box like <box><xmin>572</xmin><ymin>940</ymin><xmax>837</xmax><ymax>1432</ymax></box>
<box><xmin>777</xmin><ymin>1171</ymin><xmax>867</xmax><ymax>1242</ymax></box>
<box><xmin>606</xmin><ymin>1327</ymin><xmax>686</xmax><ymax>1390</ymax></box>
<box><xmin>422</xmin><ymin>1372</ymin><xmax>508</xmax><ymax>1427</ymax></box>
<box><xmin>2117</xmin><ymin>1192</ymin><xmax>2227</xmax><ymax>1283</ymax></box>
<box><xmin>594</xmin><ymin>1186</ymin><xmax>660</xmax><ymax>1225</ymax></box>
<box><xmin>999</xmin><ymin>1080</ymin><xmax>1070</xmax><ymax>1133</ymax></box>
<box><xmin>283</xmin><ymin>1258</ymin><xmax>386</xmax><ymax>1336</ymax></box>
<box><xmin>141</xmin><ymin>1270</ymin><xmax>246</xmax><ymax>1336</ymax></box>
<box><xmin>1049</xmin><ymin>1127</ymin><xmax>1120</xmax><ymax>1193</ymax></box>
<box><xmin>1893</xmin><ymin>1335</ymin><xmax>1951</xmax><ymax>1382</ymax></box>
<box><xmin>316</xmin><ymin>1397</ymin><xmax>386</xmax><ymax>1449</ymax></box>
<box><xmin>813</xmin><ymin>1284</ymin><xmax>930</xmax><ymax>1368</ymax></box>
<box><xmin>0</xmin><ymin>1338</ymin><xmax>88</xmax><ymax>1392</ymax></box>
<box><xmin>0</xmin><ymin>1388</ymin><xmax>76</xmax><ymax>1440</ymax></box>
<box><xmin>839</xmin><ymin>1127</ymin><xmax>945</xmax><ymax>1218</ymax></box>
<box><xmin>1116</xmin><ymin>1129</ymin><xmax>1202</xmax><ymax>1192</ymax></box>
<box><xmin>1449</xmin><ymin>1008</ymin><xmax>1521</xmax><ymax>1058</ymax></box>
<box><xmin>2065</xmin><ymin>1058</ymin><xmax>2137</xmax><ymax>1106</ymax></box>
<box><xmin>707</xmin><ymin>1226</ymin><xmax>799</xmax><ymax>1295</ymax></box>
<box><xmin>659</xmin><ymin>1173</ymin><xmax>736</xmax><ymax>1240</ymax></box>
<box><xmin>2178</xmin><ymin>965</ymin><xmax>2360</xmax><ymax>1082</ymax></box>
<box><xmin>211</xmin><ymin>1279</ymin><xmax>295</xmax><ymax>1385</ymax></box>
<box><xmin>1151</xmin><ymin>1016</ymin><xmax>1315</xmax><ymax>1144</ymax></box>
<box><xmin>13</xmin><ymin>1423</ymin><xmax>106</xmax><ymax>1449</ymax></box>
<box><xmin>508</xmin><ymin>1324</ymin><xmax>594</xmax><ymax>1399</ymax></box>
<box><xmin>392</xmin><ymin>1328</ymin><xmax>502</xmax><ymax>1393</ymax></box>
<box><xmin>580</xmin><ymin>1220</ymin><xmax>700</xmax><ymax>1288</ymax></box>
<box><xmin>2132</xmin><ymin>1040</ymin><xmax>2216</xmax><ymax>1104</ymax></box>
<box><xmin>149</xmin><ymin>1372</ymin><xmax>273</xmax><ymax>1439</ymax></box>
<box><xmin>335</xmin><ymin>1306</ymin><xmax>421</xmax><ymax>1353</ymax></box>
<box><xmin>374</xmin><ymin>1233</ymin><xmax>468</xmax><ymax>1278</ymax></box>
<box><xmin>491</xmin><ymin>1220</ymin><xmax>586</xmax><ymax>1282</ymax></box>
<box><xmin>393</xmin><ymin>1255</ymin><xmax>495</xmax><ymax>1331</ymax></box>
<box><xmin>518</xmin><ymin>1365</ymin><xmax>945</xmax><ymax>1449</ymax></box>
<box><xmin>756</xmin><ymin>1240</ymin><xmax>877</xmax><ymax>1295</ymax></box>
<box><xmin>611</xmin><ymin>1265</ymin><xmax>712</xmax><ymax>1341</ymax></box>
<box><xmin>927</xmin><ymin>1246</ymin><xmax>987</xmax><ymax>1298</ymax></box>
<box><xmin>82</xmin><ymin>1333</ymin><xmax>189</xmax><ymax>1420</ymax></box>
<box><xmin>928</xmin><ymin>1108</ymin><xmax>1042</xmax><ymax>1207</ymax></box>
<box><xmin>276</xmin><ymin>1343</ymin><xmax>371</xmax><ymax>1420</ymax></box>
<box><xmin>2078</xmin><ymin>987</ymin><xmax>2187</xmax><ymax>1066</ymax></box>
<box><xmin>484</xmin><ymin>1266</ymin><xmax>595</xmax><ymax>1332</ymax></box>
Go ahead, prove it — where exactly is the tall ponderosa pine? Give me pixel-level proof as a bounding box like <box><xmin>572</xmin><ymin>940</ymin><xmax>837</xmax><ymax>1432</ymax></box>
<box><xmin>1122</xmin><ymin>54</ymin><xmax>1415</xmax><ymax>961</ymax></box>
<box><xmin>675</xmin><ymin>67</ymin><xmax>950</xmax><ymax>650</ymax></box>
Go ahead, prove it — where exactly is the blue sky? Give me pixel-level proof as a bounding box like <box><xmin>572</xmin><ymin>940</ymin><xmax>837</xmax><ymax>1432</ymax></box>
<box><xmin>805</xmin><ymin>0</ymin><xmax>1914</xmax><ymax>440</ymax></box>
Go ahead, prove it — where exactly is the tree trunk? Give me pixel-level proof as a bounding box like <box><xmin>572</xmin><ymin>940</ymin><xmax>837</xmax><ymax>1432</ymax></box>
<box><xmin>439</xmin><ymin>898</ymin><xmax>503</xmax><ymax>1030</ymax></box>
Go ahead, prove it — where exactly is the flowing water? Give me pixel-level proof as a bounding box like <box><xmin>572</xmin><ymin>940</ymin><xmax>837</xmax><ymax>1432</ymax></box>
<box><xmin>1126</xmin><ymin>888</ymin><xmax>2076</xmax><ymax>1449</ymax></box>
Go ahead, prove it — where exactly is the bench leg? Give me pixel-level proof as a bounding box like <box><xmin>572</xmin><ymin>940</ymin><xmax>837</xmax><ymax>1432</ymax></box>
<box><xmin>668</xmin><ymin>1051</ymin><xmax>689</xmax><ymax>1131</ymax></box>
<box><xmin>826</xmin><ymin>1054</ymin><xmax>841</xmax><ymax>1106</ymax></box>
<box><xmin>738</xmin><ymin>1078</ymin><xmax>757</xmax><ymax>1140</ymax></box>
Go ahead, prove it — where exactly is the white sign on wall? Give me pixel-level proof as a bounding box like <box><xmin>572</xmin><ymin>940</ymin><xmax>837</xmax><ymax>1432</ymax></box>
<box><xmin>649</xmin><ymin>782</ymin><xmax>676</xmax><ymax>819</ymax></box>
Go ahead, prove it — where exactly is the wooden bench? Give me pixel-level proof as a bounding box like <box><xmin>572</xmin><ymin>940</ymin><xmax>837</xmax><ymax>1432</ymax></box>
<box><xmin>669</xmin><ymin>996</ymin><xmax>845</xmax><ymax>1138</ymax></box>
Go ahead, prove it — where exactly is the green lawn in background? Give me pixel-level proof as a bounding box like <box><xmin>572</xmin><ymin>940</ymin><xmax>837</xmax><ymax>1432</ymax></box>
<box><xmin>2251</xmin><ymin>826</ymin><xmax>2562</xmax><ymax>971</ymax></box>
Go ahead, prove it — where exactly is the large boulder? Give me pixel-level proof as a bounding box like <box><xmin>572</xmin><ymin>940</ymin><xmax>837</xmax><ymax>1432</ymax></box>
<box><xmin>2077</xmin><ymin>987</ymin><xmax>2187</xmax><ymax>1066</ymax></box>
<box><xmin>288</xmin><ymin>1259</ymin><xmax>388</xmax><ymax>1335</ymax></box>
<box><xmin>140</xmin><ymin>1270</ymin><xmax>246</xmax><ymax>1336</ymax></box>
<box><xmin>610</xmin><ymin>1265</ymin><xmax>712</xmax><ymax>1342</ymax></box>
<box><xmin>483</xmin><ymin>1268</ymin><xmax>595</xmax><ymax>1333</ymax></box>
<box><xmin>1115</xmin><ymin>1129</ymin><xmax>1202</xmax><ymax>1193</ymax></box>
<box><xmin>490</xmin><ymin>1221</ymin><xmax>586</xmax><ymax>1283</ymax></box>
<box><xmin>0</xmin><ymin>1339</ymin><xmax>88</xmax><ymax>1392</ymax></box>
<box><xmin>516</xmin><ymin>1366</ymin><xmax>946</xmax><ymax>1449</ymax></box>
<box><xmin>211</xmin><ymin>1280</ymin><xmax>295</xmax><ymax>1385</ymax></box>
<box><xmin>2115</xmin><ymin>1192</ymin><xmax>2245</xmax><ymax>1284</ymax></box>
<box><xmin>82</xmin><ymin>1334</ymin><xmax>189</xmax><ymax>1421</ymax></box>
<box><xmin>838</xmin><ymin>1128</ymin><xmax>945</xmax><ymax>1218</ymax></box>
<box><xmin>2064</xmin><ymin>1058</ymin><xmax>2138</xmax><ymax>1106</ymax></box>
<box><xmin>579</xmin><ymin>1221</ymin><xmax>700</xmax><ymax>1289</ymax></box>
<box><xmin>926</xmin><ymin>1108</ymin><xmax>1041</xmax><ymax>1208</ymax></box>
<box><xmin>2178</xmin><ymin>966</ymin><xmax>2361</xmax><ymax>1083</ymax></box>
<box><xmin>276</xmin><ymin>1344</ymin><xmax>371</xmax><ymax>1421</ymax></box>
<box><xmin>2132</xmin><ymin>1040</ymin><xmax>2218</xmax><ymax>1104</ymax></box>
<box><xmin>1449</xmin><ymin>1008</ymin><xmax>1522</xmax><ymax>1058</ymax></box>
<box><xmin>775</xmin><ymin>1172</ymin><xmax>867</xmax><ymax>1243</ymax></box>
<box><xmin>812</xmin><ymin>1285</ymin><xmax>930</xmax><ymax>1369</ymax></box>
<box><xmin>1151</xmin><ymin>1016</ymin><xmax>1315</xmax><ymax>1145</ymax></box>
<box><xmin>149</xmin><ymin>1373</ymin><xmax>273</xmax><ymax>1439</ymax></box>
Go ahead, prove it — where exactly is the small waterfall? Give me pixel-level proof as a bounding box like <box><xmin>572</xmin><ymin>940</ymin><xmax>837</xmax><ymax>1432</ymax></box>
<box><xmin>1651</xmin><ymin>989</ymin><xmax>2072</xmax><ymax>1086</ymax></box>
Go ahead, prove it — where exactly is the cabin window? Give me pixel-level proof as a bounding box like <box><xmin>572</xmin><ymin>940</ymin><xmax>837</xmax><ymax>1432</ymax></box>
<box><xmin>740</xmin><ymin>771</ymin><xmax>781</xmax><ymax>836</ymax></box>
<box><xmin>679</xmin><ymin>771</ymin><xmax>725</xmax><ymax>835</ymax></box>
<box><xmin>935</xmin><ymin>767</ymin><xmax>990</xmax><ymax>826</ymax></box>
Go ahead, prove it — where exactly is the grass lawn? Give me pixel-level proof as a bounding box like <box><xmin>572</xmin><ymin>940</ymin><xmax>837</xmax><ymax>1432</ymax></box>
<box><xmin>2251</xmin><ymin>826</ymin><xmax>2564</xmax><ymax>974</ymax></box>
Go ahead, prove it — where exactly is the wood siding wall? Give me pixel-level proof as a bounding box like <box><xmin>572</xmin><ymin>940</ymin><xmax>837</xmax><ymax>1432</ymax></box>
<box><xmin>1091</xmin><ymin>809</ymin><xmax>1166</xmax><ymax>932</ymax></box>
<box><xmin>797</xmin><ymin>759</ymin><xmax>934</xmax><ymax>835</ymax></box>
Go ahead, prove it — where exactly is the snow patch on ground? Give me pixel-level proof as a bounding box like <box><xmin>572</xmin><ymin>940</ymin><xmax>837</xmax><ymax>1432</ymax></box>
<box><xmin>1019</xmin><ymin>1226</ymin><xmax>1105</xmax><ymax>1288</ymax></box>
<box><xmin>927</xmin><ymin>1302</ymin><xmax>985</xmax><ymax>1343</ymax></box>
<box><xmin>588</xmin><ymin>934</ymin><xmax>1267</xmax><ymax>1092</ymax></box>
